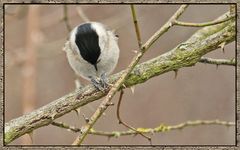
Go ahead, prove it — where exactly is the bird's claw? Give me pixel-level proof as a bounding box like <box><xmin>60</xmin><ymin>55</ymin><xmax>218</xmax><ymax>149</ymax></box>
<box><xmin>90</xmin><ymin>77</ymin><xmax>105</xmax><ymax>91</ymax></box>
<box><xmin>89</xmin><ymin>73</ymin><xmax>110</xmax><ymax>91</ymax></box>
<box><xmin>100</xmin><ymin>73</ymin><xmax>109</xmax><ymax>89</ymax></box>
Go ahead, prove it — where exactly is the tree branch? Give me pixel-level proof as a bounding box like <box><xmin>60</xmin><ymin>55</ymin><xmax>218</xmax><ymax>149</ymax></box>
<box><xmin>51</xmin><ymin>120</ymin><xmax>235</xmax><ymax>138</ymax></box>
<box><xmin>4</xmin><ymin>11</ymin><xmax>235</xmax><ymax>145</ymax></box>
<box><xmin>199</xmin><ymin>57</ymin><xmax>236</xmax><ymax>66</ymax></box>
<box><xmin>173</xmin><ymin>14</ymin><xmax>235</xmax><ymax>27</ymax></box>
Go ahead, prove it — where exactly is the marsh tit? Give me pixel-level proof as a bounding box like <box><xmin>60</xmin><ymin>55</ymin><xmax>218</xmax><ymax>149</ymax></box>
<box><xmin>65</xmin><ymin>22</ymin><xmax>119</xmax><ymax>90</ymax></box>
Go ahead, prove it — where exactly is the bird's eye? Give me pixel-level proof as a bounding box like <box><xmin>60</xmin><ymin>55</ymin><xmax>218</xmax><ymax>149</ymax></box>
<box><xmin>115</xmin><ymin>34</ymin><xmax>119</xmax><ymax>38</ymax></box>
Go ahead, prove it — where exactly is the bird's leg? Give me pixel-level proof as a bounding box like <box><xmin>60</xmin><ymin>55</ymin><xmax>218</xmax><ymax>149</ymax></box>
<box><xmin>88</xmin><ymin>73</ymin><xmax>110</xmax><ymax>91</ymax></box>
<box><xmin>100</xmin><ymin>73</ymin><xmax>110</xmax><ymax>89</ymax></box>
<box><xmin>89</xmin><ymin>76</ymin><xmax>105</xmax><ymax>91</ymax></box>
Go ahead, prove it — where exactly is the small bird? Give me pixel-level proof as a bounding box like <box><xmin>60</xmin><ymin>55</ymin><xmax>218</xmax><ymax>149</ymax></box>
<box><xmin>65</xmin><ymin>22</ymin><xmax>120</xmax><ymax>90</ymax></box>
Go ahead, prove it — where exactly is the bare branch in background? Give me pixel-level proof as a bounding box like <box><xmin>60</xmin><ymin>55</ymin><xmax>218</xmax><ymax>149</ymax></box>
<box><xmin>62</xmin><ymin>5</ymin><xmax>72</xmax><ymax>32</ymax></box>
<box><xmin>76</xmin><ymin>6</ymin><xmax>90</xmax><ymax>22</ymax></box>
<box><xmin>5</xmin><ymin>51</ymin><xmax>25</xmax><ymax>69</ymax></box>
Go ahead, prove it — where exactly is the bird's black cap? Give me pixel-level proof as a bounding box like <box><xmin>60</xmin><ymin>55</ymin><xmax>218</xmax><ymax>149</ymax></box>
<box><xmin>75</xmin><ymin>23</ymin><xmax>101</xmax><ymax>71</ymax></box>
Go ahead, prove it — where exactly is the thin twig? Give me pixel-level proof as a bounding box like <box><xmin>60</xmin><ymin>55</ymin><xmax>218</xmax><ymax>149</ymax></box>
<box><xmin>76</xmin><ymin>6</ymin><xmax>90</xmax><ymax>22</ymax></box>
<box><xmin>130</xmin><ymin>5</ymin><xmax>142</xmax><ymax>49</ymax></box>
<box><xmin>173</xmin><ymin>14</ymin><xmax>235</xmax><ymax>27</ymax></box>
<box><xmin>51</xmin><ymin>120</ymin><xmax>235</xmax><ymax>138</ymax></box>
<box><xmin>51</xmin><ymin>121</ymin><xmax>81</xmax><ymax>132</ymax></box>
<box><xmin>199</xmin><ymin>57</ymin><xmax>236</xmax><ymax>66</ymax></box>
<box><xmin>63</xmin><ymin>5</ymin><xmax>72</xmax><ymax>32</ymax></box>
<box><xmin>72</xmin><ymin>5</ymin><xmax>189</xmax><ymax>145</ymax></box>
<box><xmin>143</xmin><ymin>5</ymin><xmax>189</xmax><ymax>50</ymax></box>
<box><xmin>116</xmin><ymin>90</ymin><xmax>151</xmax><ymax>141</ymax></box>
<box><xmin>114</xmin><ymin>4</ymin><xmax>151</xmax><ymax>142</ymax></box>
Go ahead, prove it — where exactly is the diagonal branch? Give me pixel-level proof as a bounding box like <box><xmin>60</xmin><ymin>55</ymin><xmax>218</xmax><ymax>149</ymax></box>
<box><xmin>4</xmin><ymin>11</ymin><xmax>235</xmax><ymax>145</ymax></box>
<box><xmin>72</xmin><ymin>4</ymin><xmax>189</xmax><ymax>145</ymax></box>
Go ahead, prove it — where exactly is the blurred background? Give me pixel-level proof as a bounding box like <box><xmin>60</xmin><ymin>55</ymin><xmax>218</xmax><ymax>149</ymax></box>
<box><xmin>5</xmin><ymin>4</ymin><xmax>235</xmax><ymax>145</ymax></box>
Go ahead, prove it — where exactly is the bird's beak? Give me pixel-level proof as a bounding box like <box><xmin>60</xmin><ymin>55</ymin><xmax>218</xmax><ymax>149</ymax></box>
<box><xmin>94</xmin><ymin>64</ymin><xmax>98</xmax><ymax>71</ymax></box>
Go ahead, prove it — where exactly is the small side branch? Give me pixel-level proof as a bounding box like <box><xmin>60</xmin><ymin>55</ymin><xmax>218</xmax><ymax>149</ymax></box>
<box><xmin>76</xmin><ymin>7</ymin><xmax>90</xmax><ymax>22</ymax></box>
<box><xmin>199</xmin><ymin>57</ymin><xmax>236</xmax><ymax>66</ymax></box>
<box><xmin>130</xmin><ymin>5</ymin><xmax>142</xmax><ymax>49</ymax></box>
<box><xmin>174</xmin><ymin>14</ymin><xmax>235</xmax><ymax>27</ymax></box>
<box><xmin>116</xmin><ymin>90</ymin><xmax>151</xmax><ymax>141</ymax></box>
<box><xmin>51</xmin><ymin>120</ymin><xmax>234</xmax><ymax>138</ymax></box>
<box><xmin>143</xmin><ymin>5</ymin><xmax>189</xmax><ymax>50</ymax></box>
<box><xmin>62</xmin><ymin>5</ymin><xmax>72</xmax><ymax>32</ymax></box>
<box><xmin>51</xmin><ymin>121</ymin><xmax>81</xmax><ymax>132</ymax></box>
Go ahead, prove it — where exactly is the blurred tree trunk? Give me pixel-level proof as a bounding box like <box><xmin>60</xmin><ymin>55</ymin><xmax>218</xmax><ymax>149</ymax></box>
<box><xmin>21</xmin><ymin>5</ymin><xmax>40</xmax><ymax>145</ymax></box>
